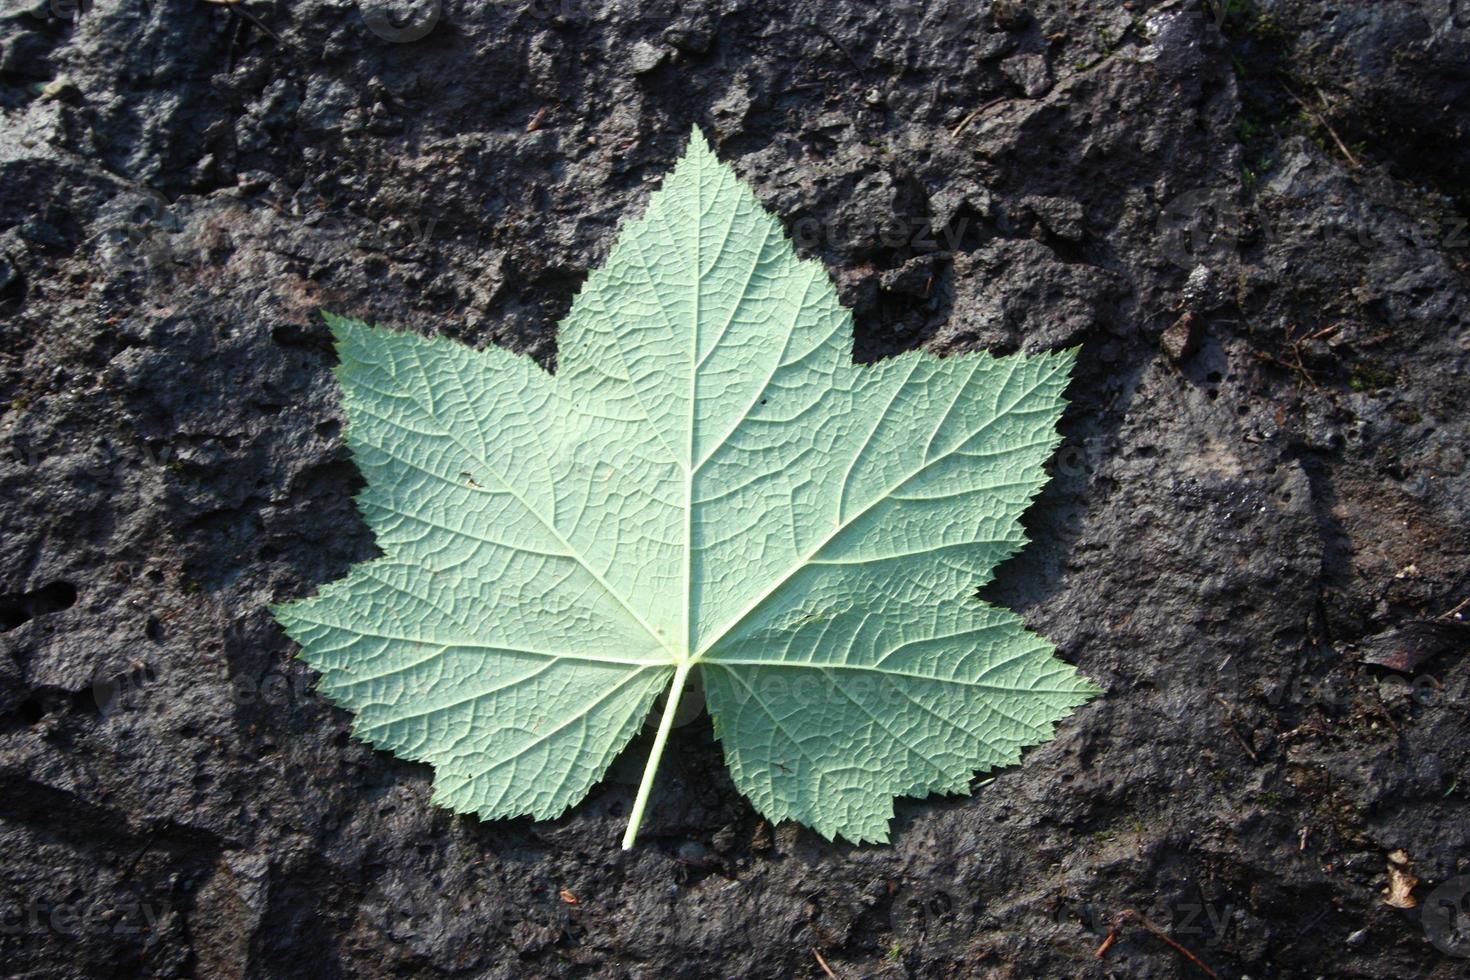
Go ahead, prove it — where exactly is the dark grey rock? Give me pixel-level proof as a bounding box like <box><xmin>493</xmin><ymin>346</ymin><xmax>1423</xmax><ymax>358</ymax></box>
<box><xmin>0</xmin><ymin>1</ymin><xmax>1466</xmax><ymax>977</ymax></box>
<box><xmin>1023</xmin><ymin>194</ymin><xmax>1085</xmax><ymax>242</ymax></box>
<box><xmin>1001</xmin><ymin>52</ymin><xmax>1052</xmax><ymax>98</ymax></box>
<box><xmin>1160</xmin><ymin>311</ymin><xmax>1200</xmax><ymax>363</ymax></box>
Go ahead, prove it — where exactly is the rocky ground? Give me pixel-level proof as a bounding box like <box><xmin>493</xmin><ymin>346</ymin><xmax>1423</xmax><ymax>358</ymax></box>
<box><xmin>1</xmin><ymin>0</ymin><xmax>1468</xmax><ymax>976</ymax></box>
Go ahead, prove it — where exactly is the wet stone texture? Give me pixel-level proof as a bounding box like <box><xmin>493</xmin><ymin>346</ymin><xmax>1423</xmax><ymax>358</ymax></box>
<box><xmin>1</xmin><ymin>0</ymin><xmax>1469</xmax><ymax>977</ymax></box>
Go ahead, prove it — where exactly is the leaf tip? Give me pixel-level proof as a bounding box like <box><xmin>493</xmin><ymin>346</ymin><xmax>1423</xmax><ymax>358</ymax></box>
<box><xmin>266</xmin><ymin>598</ymin><xmax>295</xmax><ymax>628</ymax></box>
<box><xmin>684</xmin><ymin>121</ymin><xmax>715</xmax><ymax>158</ymax></box>
<box><xmin>322</xmin><ymin>310</ymin><xmax>370</xmax><ymax>347</ymax></box>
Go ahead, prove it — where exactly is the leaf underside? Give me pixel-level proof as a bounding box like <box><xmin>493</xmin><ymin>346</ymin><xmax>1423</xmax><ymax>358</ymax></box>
<box><xmin>272</xmin><ymin>129</ymin><xmax>1100</xmax><ymax>846</ymax></box>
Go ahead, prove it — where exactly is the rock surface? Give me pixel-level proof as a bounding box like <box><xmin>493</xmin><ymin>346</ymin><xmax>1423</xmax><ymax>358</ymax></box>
<box><xmin>1</xmin><ymin>0</ymin><xmax>1467</xmax><ymax>976</ymax></box>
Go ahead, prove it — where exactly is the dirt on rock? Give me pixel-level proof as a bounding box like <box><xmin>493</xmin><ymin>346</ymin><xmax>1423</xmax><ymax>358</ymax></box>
<box><xmin>1</xmin><ymin>1</ymin><xmax>1468</xmax><ymax>977</ymax></box>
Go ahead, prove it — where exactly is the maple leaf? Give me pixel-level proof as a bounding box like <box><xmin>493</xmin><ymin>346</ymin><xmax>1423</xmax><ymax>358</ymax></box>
<box><xmin>272</xmin><ymin>129</ymin><xmax>1099</xmax><ymax>847</ymax></box>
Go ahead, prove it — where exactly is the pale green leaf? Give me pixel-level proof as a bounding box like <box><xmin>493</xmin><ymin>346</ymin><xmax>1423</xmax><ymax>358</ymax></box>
<box><xmin>272</xmin><ymin>129</ymin><xmax>1100</xmax><ymax>847</ymax></box>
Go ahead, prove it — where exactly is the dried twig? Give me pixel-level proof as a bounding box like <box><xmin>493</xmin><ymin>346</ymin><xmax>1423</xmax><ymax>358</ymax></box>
<box><xmin>812</xmin><ymin>948</ymin><xmax>839</xmax><ymax>979</ymax></box>
<box><xmin>1435</xmin><ymin>594</ymin><xmax>1470</xmax><ymax>622</ymax></box>
<box><xmin>1286</xmin><ymin>86</ymin><xmax>1361</xmax><ymax>169</ymax></box>
<box><xmin>203</xmin><ymin>0</ymin><xmax>281</xmax><ymax>42</ymax></box>
<box><xmin>1370</xmin><ymin>683</ymin><xmax>1401</xmax><ymax>737</ymax></box>
<box><xmin>1215</xmin><ymin>695</ymin><xmax>1261</xmax><ymax>764</ymax></box>
<box><xmin>1254</xmin><ymin>321</ymin><xmax>1337</xmax><ymax>389</ymax></box>
<box><xmin>1096</xmin><ymin>908</ymin><xmax>1221</xmax><ymax>979</ymax></box>
<box><xmin>815</xmin><ymin>25</ymin><xmax>866</xmax><ymax>77</ymax></box>
<box><xmin>951</xmin><ymin>98</ymin><xmax>1006</xmax><ymax>138</ymax></box>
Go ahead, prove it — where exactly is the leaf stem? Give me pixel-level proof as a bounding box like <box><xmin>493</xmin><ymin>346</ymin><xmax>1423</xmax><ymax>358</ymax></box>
<box><xmin>622</xmin><ymin>660</ymin><xmax>692</xmax><ymax>849</ymax></box>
